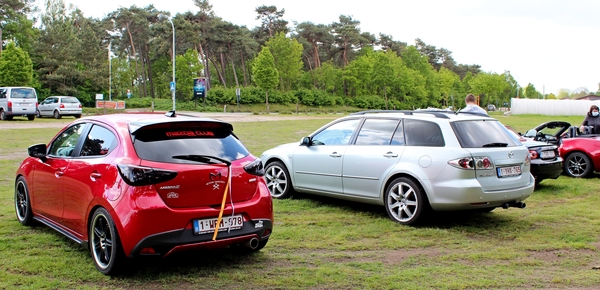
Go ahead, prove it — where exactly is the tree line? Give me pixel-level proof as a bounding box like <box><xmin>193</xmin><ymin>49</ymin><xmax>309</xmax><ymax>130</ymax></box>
<box><xmin>1</xmin><ymin>0</ymin><xmax>591</xmax><ymax>110</ymax></box>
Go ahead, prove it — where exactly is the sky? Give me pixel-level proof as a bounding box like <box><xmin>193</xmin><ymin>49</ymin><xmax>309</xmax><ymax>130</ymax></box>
<box><xmin>53</xmin><ymin>0</ymin><xmax>600</xmax><ymax>95</ymax></box>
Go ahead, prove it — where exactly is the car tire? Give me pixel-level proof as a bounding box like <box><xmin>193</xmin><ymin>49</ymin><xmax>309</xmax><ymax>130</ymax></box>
<box><xmin>53</xmin><ymin>110</ymin><xmax>62</xmax><ymax>119</ymax></box>
<box><xmin>384</xmin><ymin>177</ymin><xmax>428</xmax><ymax>225</ymax></box>
<box><xmin>74</xmin><ymin>114</ymin><xmax>81</xmax><ymax>118</ymax></box>
<box><xmin>1</xmin><ymin>109</ymin><xmax>12</xmax><ymax>120</ymax></box>
<box><xmin>89</xmin><ymin>208</ymin><xmax>123</xmax><ymax>275</ymax></box>
<box><xmin>564</xmin><ymin>152</ymin><xmax>593</xmax><ymax>178</ymax></box>
<box><xmin>264</xmin><ymin>161</ymin><xmax>293</xmax><ymax>199</ymax></box>
<box><xmin>15</xmin><ymin>176</ymin><xmax>34</xmax><ymax>226</ymax></box>
<box><xmin>27</xmin><ymin>115</ymin><xmax>35</xmax><ymax>121</ymax></box>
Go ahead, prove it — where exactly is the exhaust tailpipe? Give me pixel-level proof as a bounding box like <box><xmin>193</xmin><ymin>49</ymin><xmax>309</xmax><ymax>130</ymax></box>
<box><xmin>243</xmin><ymin>237</ymin><xmax>260</xmax><ymax>250</ymax></box>
<box><xmin>501</xmin><ymin>201</ymin><xmax>526</xmax><ymax>209</ymax></box>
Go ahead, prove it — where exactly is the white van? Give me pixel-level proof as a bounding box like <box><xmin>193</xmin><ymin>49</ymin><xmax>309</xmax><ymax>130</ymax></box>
<box><xmin>0</xmin><ymin>87</ymin><xmax>38</xmax><ymax>121</ymax></box>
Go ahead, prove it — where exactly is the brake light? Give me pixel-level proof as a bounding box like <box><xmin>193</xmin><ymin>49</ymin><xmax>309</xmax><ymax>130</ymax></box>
<box><xmin>60</xmin><ymin>104</ymin><xmax>65</xmax><ymax>108</ymax></box>
<box><xmin>117</xmin><ymin>164</ymin><xmax>177</xmax><ymax>186</ymax></box>
<box><xmin>529</xmin><ymin>150</ymin><xmax>539</xmax><ymax>159</ymax></box>
<box><xmin>7</xmin><ymin>101</ymin><xmax>12</xmax><ymax>112</ymax></box>
<box><xmin>244</xmin><ymin>159</ymin><xmax>264</xmax><ymax>176</ymax></box>
<box><xmin>78</xmin><ymin>104</ymin><xmax>82</xmax><ymax>108</ymax></box>
<box><xmin>448</xmin><ymin>157</ymin><xmax>494</xmax><ymax>170</ymax></box>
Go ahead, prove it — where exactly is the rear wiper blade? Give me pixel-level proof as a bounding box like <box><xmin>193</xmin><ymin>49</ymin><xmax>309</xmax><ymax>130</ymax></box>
<box><xmin>172</xmin><ymin>155</ymin><xmax>231</xmax><ymax>166</ymax></box>
<box><xmin>482</xmin><ymin>143</ymin><xmax>508</xmax><ymax>147</ymax></box>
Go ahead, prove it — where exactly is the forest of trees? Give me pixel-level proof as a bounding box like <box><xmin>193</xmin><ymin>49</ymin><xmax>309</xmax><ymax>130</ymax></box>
<box><xmin>1</xmin><ymin>0</ymin><xmax>595</xmax><ymax>110</ymax></box>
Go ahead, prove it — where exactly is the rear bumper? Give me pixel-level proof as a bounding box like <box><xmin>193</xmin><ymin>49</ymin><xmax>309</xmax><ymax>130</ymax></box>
<box><xmin>530</xmin><ymin>159</ymin><xmax>563</xmax><ymax>181</ymax></box>
<box><xmin>130</xmin><ymin>219</ymin><xmax>273</xmax><ymax>257</ymax></box>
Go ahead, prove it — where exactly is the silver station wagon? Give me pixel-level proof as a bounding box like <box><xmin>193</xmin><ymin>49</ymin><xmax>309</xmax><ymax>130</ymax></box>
<box><xmin>260</xmin><ymin>110</ymin><xmax>535</xmax><ymax>225</ymax></box>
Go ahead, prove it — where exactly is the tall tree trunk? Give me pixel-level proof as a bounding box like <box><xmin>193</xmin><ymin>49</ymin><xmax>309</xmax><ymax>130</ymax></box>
<box><xmin>138</xmin><ymin>41</ymin><xmax>148</xmax><ymax>98</ymax></box>
<box><xmin>304</xmin><ymin>55</ymin><xmax>316</xmax><ymax>89</ymax></box>
<box><xmin>208</xmin><ymin>55</ymin><xmax>226</xmax><ymax>88</ymax></box>
<box><xmin>230</xmin><ymin>58</ymin><xmax>239</xmax><ymax>87</ymax></box>
<box><xmin>126</xmin><ymin>23</ymin><xmax>143</xmax><ymax>98</ymax></box>
<box><xmin>240</xmin><ymin>51</ymin><xmax>248</xmax><ymax>86</ymax></box>
<box><xmin>312</xmin><ymin>42</ymin><xmax>320</xmax><ymax>68</ymax></box>
<box><xmin>197</xmin><ymin>44</ymin><xmax>210</xmax><ymax>90</ymax></box>
<box><xmin>219</xmin><ymin>50</ymin><xmax>227</xmax><ymax>87</ymax></box>
<box><xmin>265</xmin><ymin>90</ymin><xmax>269</xmax><ymax>113</ymax></box>
<box><xmin>145</xmin><ymin>44</ymin><xmax>155</xmax><ymax>98</ymax></box>
<box><xmin>0</xmin><ymin>28</ymin><xmax>2</xmax><ymax>56</ymax></box>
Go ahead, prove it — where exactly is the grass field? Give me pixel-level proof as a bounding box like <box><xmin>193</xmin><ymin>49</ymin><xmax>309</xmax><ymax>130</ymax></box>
<box><xmin>1</xmin><ymin>112</ymin><xmax>599</xmax><ymax>289</ymax></box>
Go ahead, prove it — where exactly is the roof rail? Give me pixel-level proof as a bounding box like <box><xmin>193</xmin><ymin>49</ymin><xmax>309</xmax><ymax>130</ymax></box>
<box><xmin>351</xmin><ymin>109</ymin><xmax>452</xmax><ymax>119</ymax></box>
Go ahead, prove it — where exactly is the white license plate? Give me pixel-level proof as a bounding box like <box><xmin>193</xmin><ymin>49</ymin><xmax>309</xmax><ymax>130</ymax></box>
<box><xmin>541</xmin><ymin>151</ymin><xmax>555</xmax><ymax>158</ymax></box>
<box><xmin>193</xmin><ymin>215</ymin><xmax>243</xmax><ymax>235</ymax></box>
<box><xmin>497</xmin><ymin>166</ymin><xmax>522</xmax><ymax>178</ymax></box>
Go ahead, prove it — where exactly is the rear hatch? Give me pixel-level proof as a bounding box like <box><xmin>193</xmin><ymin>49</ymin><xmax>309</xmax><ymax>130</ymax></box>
<box><xmin>131</xmin><ymin>119</ymin><xmax>258</xmax><ymax>208</ymax></box>
<box><xmin>10</xmin><ymin>88</ymin><xmax>37</xmax><ymax>114</ymax></box>
<box><xmin>452</xmin><ymin>119</ymin><xmax>531</xmax><ymax>190</ymax></box>
<box><xmin>61</xmin><ymin>97</ymin><xmax>81</xmax><ymax>111</ymax></box>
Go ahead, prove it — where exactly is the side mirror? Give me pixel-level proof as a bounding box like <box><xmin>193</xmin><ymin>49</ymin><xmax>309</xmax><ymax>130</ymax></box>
<box><xmin>28</xmin><ymin>144</ymin><xmax>47</xmax><ymax>160</ymax></box>
<box><xmin>300</xmin><ymin>137</ymin><xmax>312</xmax><ymax>146</ymax></box>
<box><xmin>524</xmin><ymin>129</ymin><xmax>537</xmax><ymax>138</ymax></box>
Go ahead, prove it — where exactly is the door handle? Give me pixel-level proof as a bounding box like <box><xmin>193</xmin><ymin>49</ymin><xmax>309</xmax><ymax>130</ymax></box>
<box><xmin>329</xmin><ymin>152</ymin><xmax>342</xmax><ymax>158</ymax></box>
<box><xmin>383</xmin><ymin>152</ymin><xmax>398</xmax><ymax>158</ymax></box>
<box><xmin>90</xmin><ymin>172</ymin><xmax>102</xmax><ymax>181</ymax></box>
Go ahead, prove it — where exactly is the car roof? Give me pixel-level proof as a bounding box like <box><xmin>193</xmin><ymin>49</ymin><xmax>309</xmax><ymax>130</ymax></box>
<box><xmin>76</xmin><ymin>113</ymin><xmax>233</xmax><ymax>134</ymax></box>
<box><xmin>350</xmin><ymin>110</ymin><xmax>493</xmax><ymax>121</ymax></box>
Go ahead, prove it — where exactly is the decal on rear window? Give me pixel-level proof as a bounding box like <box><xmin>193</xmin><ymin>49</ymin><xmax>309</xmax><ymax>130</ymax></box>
<box><xmin>166</xmin><ymin>131</ymin><xmax>215</xmax><ymax>137</ymax></box>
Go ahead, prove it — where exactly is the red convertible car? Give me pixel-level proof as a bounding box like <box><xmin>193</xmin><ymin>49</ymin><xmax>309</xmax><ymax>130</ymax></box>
<box><xmin>523</xmin><ymin>121</ymin><xmax>600</xmax><ymax>178</ymax></box>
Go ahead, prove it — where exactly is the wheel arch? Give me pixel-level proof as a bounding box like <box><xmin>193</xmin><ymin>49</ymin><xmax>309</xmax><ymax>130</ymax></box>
<box><xmin>382</xmin><ymin>172</ymin><xmax>430</xmax><ymax>206</ymax></box>
<box><xmin>263</xmin><ymin>156</ymin><xmax>296</xmax><ymax>186</ymax></box>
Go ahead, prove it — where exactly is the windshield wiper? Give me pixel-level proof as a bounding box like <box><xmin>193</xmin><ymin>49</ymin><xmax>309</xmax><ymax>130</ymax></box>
<box><xmin>481</xmin><ymin>143</ymin><xmax>508</xmax><ymax>147</ymax></box>
<box><xmin>172</xmin><ymin>155</ymin><xmax>231</xmax><ymax>166</ymax></box>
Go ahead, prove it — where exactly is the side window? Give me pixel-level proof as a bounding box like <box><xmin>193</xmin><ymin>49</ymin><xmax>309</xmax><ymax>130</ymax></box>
<box><xmin>405</xmin><ymin>119</ymin><xmax>445</xmax><ymax>147</ymax></box>
<box><xmin>355</xmin><ymin>119</ymin><xmax>400</xmax><ymax>145</ymax></box>
<box><xmin>48</xmin><ymin>124</ymin><xmax>86</xmax><ymax>157</ymax></box>
<box><xmin>311</xmin><ymin>119</ymin><xmax>361</xmax><ymax>145</ymax></box>
<box><xmin>0</xmin><ymin>89</ymin><xmax>6</xmax><ymax>99</ymax></box>
<box><xmin>81</xmin><ymin>125</ymin><xmax>118</xmax><ymax>157</ymax></box>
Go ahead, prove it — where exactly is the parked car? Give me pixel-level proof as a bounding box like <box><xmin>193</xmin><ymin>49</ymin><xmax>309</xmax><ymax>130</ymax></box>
<box><xmin>37</xmin><ymin>96</ymin><xmax>82</xmax><ymax>119</ymax></box>
<box><xmin>487</xmin><ymin>104</ymin><xmax>496</xmax><ymax>112</ymax></box>
<box><xmin>0</xmin><ymin>86</ymin><xmax>38</xmax><ymax>121</ymax></box>
<box><xmin>523</xmin><ymin>121</ymin><xmax>600</xmax><ymax>177</ymax></box>
<box><xmin>261</xmin><ymin>110</ymin><xmax>535</xmax><ymax>226</ymax></box>
<box><xmin>15</xmin><ymin>113</ymin><xmax>273</xmax><ymax>275</ymax></box>
<box><xmin>505</xmin><ymin>126</ymin><xmax>562</xmax><ymax>185</ymax></box>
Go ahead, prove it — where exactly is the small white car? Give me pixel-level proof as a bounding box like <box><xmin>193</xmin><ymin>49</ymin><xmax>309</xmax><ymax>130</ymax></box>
<box><xmin>261</xmin><ymin>110</ymin><xmax>535</xmax><ymax>225</ymax></box>
<box><xmin>37</xmin><ymin>96</ymin><xmax>82</xmax><ymax>119</ymax></box>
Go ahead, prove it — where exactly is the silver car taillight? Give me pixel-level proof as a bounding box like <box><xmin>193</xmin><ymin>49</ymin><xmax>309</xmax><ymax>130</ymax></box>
<box><xmin>448</xmin><ymin>157</ymin><xmax>494</xmax><ymax>170</ymax></box>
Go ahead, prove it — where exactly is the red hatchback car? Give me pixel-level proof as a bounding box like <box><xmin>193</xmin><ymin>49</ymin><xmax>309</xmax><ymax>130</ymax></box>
<box><xmin>14</xmin><ymin>113</ymin><xmax>273</xmax><ymax>275</ymax></box>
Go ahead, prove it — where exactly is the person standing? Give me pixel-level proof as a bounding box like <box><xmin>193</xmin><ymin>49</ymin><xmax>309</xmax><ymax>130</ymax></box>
<box><xmin>579</xmin><ymin>105</ymin><xmax>600</xmax><ymax>134</ymax></box>
<box><xmin>459</xmin><ymin>94</ymin><xmax>488</xmax><ymax>115</ymax></box>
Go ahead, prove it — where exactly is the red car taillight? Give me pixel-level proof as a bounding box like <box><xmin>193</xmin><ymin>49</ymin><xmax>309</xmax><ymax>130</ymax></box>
<box><xmin>7</xmin><ymin>101</ymin><xmax>12</xmax><ymax>112</ymax></box>
<box><xmin>117</xmin><ymin>164</ymin><xmax>177</xmax><ymax>186</ymax></box>
<box><xmin>60</xmin><ymin>104</ymin><xmax>65</xmax><ymax>108</ymax></box>
<box><xmin>244</xmin><ymin>159</ymin><xmax>264</xmax><ymax>176</ymax></box>
<box><xmin>448</xmin><ymin>157</ymin><xmax>494</xmax><ymax>170</ymax></box>
<box><xmin>529</xmin><ymin>150</ymin><xmax>539</xmax><ymax>159</ymax></box>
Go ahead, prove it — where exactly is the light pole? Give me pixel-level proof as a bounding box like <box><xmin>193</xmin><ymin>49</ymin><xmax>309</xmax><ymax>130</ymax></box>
<box><xmin>108</xmin><ymin>41</ymin><xmax>112</xmax><ymax>101</ymax></box>
<box><xmin>168</xmin><ymin>17</ymin><xmax>176</xmax><ymax>111</ymax></box>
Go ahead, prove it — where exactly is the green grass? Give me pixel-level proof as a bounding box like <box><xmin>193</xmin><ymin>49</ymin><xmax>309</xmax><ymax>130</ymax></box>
<box><xmin>1</xmin><ymin>113</ymin><xmax>599</xmax><ymax>289</ymax></box>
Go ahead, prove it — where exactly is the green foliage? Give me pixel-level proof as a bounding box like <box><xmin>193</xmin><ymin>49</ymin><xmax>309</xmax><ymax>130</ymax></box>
<box><xmin>174</xmin><ymin>49</ymin><xmax>204</xmax><ymax>101</ymax></box>
<box><xmin>265</xmin><ymin>32</ymin><xmax>304</xmax><ymax>90</ymax></box>
<box><xmin>0</xmin><ymin>42</ymin><xmax>34</xmax><ymax>86</ymax></box>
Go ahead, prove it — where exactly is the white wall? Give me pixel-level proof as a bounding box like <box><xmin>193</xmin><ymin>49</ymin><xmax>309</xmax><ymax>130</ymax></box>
<box><xmin>510</xmin><ymin>98</ymin><xmax>600</xmax><ymax>115</ymax></box>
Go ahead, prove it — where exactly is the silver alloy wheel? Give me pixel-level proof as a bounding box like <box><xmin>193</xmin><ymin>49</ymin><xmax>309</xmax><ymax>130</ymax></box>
<box><xmin>264</xmin><ymin>162</ymin><xmax>290</xmax><ymax>198</ymax></box>
<box><xmin>91</xmin><ymin>209</ymin><xmax>115</xmax><ymax>272</ymax></box>
<box><xmin>565</xmin><ymin>152</ymin><xmax>592</xmax><ymax>177</ymax></box>
<box><xmin>386</xmin><ymin>179</ymin><xmax>420</xmax><ymax>224</ymax></box>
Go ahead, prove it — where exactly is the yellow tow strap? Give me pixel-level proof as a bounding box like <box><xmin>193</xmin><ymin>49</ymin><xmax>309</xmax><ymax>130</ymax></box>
<box><xmin>212</xmin><ymin>167</ymin><xmax>231</xmax><ymax>241</ymax></box>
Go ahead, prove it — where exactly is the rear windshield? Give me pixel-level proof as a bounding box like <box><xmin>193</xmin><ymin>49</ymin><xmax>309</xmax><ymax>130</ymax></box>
<box><xmin>132</xmin><ymin>125</ymin><xmax>250</xmax><ymax>163</ymax></box>
<box><xmin>451</xmin><ymin>120</ymin><xmax>522</xmax><ymax>148</ymax></box>
<box><xmin>61</xmin><ymin>97</ymin><xmax>80</xmax><ymax>103</ymax></box>
<box><xmin>11</xmin><ymin>88</ymin><xmax>37</xmax><ymax>99</ymax></box>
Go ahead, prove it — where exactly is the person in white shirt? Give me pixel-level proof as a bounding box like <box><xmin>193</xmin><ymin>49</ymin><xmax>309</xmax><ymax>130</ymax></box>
<box><xmin>460</xmin><ymin>94</ymin><xmax>488</xmax><ymax>115</ymax></box>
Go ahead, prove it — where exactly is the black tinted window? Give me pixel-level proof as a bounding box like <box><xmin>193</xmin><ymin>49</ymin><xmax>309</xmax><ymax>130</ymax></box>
<box><xmin>133</xmin><ymin>125</ymin><xmax>249</xmax><ymax>163</ymax></box>
<box><xmin>355</xmin><ymin>119</ymin><xmax>400</xmax><ymax>145</ymax></box>
<box><xmin>405</xmin><ymin>119</ymin><xmax>445</xmax><ymax>147</ymax></box>
<box><xmin>452</xmin><ymin>120</ymin><xmax>521</xmax><ymax>148</ymax></box>
<box><xmin>80</xmin><ymin>125</ymin><xmax>117</xmax><ymax>157</ymax></box>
